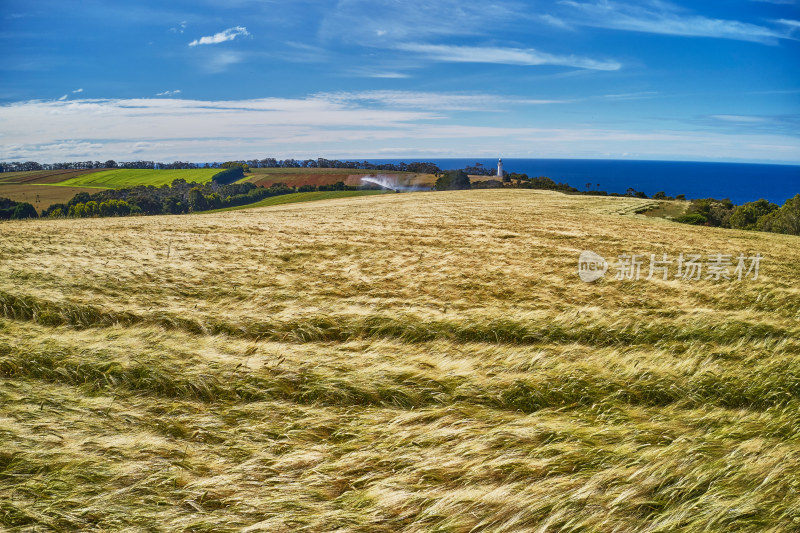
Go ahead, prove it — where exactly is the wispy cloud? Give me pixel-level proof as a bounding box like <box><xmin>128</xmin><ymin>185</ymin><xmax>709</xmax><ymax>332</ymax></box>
<box><xmin>72</xmin><ymin>88</ymin><xmax>83</xmax><ymax>94</ymax></box>
<box><xmin>601</xmin><ymin>91</ymin><xmax>659</xmax><ymax>100</ymax></box>
<box><xmin>156</xmin><ymin>90</ymin><xmax>182</xmax><ymax>97</ymax></box>
<box><xmin>699</xmin><ymin>113</ymin><xmax>800</xmax><ymax>135</ymax></box>
<box><xmin>396</xmin><ymin>43</ymin><xmax>621</xmax><ymax>71</ymax></box>
<box><xmin>321</xmin><ymin>0</ymin><xmax>521</xmax><ymax>42</ymax></box>
<box><xmin>348</xmin><ymin>70</ymin><xmax>413</xmax><ymax>79</ymax></box>
<box><xmin>188</xmin><ymin>26</ymin><xmax>249</xmax><ymax>46</ymax></box>
<box><xmin>318</xmin><ymin>90</ymin><xmax>572</xmax><ymax>110</ymax></box>
<box><xmin>710</xmin><ymin>114</ymin><xmax>770</xmax><ymax>123</ymax></box>
<box><xmin>776</xmin><ymin>19</ymin><xmax>800</xmax><ymax>32</ymax></box>
<box><xmin>202</xmin><ymin>51</ymin><xmax>245</xmax><ymax>73</ymax></box>
<box><xmin>536</xmin><ymin>14</ymin><xmax>573</xmax><ymax>29</ymax></box>
<box><xmin>1</xmin><ymin>96</ymin><xmax>798</xmax><ymax>163</ymax></box>
<box><xmin>170</xmin><ymin>21</ymin><xmax>187</xmax><ymax>34</ymax></box>
<box><xmin>57</xmin><ymin>94</ymin><xmax>67</xmax><ymax>101</ymax></box>
<box><xmin>561</xmin><ymin>1</ymin><xmax>795</xmax><ymax>44</ymax></box>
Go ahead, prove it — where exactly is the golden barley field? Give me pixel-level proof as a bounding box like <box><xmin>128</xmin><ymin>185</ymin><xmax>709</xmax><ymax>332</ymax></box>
<box><xmin>1</xmin><ymin>189</ymin><xmax>799</xmax><ymax>532</ymax></box>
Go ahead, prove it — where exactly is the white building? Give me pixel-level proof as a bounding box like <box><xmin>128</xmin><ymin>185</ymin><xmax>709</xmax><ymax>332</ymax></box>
<box><xmin>497</xmin><ymin>158</ymin><xmax>504</xmax><ymax>179</ymax></box>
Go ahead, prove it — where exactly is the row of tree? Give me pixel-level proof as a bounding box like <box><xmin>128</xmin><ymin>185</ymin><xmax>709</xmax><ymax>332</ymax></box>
<box><xmin>675</xmin><ymin>196</ymin><xmax>800</xmax><ymax>235</ymax></box>
<box><xmin>0</xmin><ymin>159</ymin><xmax>443</xmax><ymax>174</ymax></box>
<box><xmin>36</xmin><ymin>177</ymin><xmax>373</xmax><ymax>219</ymax></box>
<box><xmin>0</xmin><ymin>160</ymin><xmax>203</xmax><ymax>172</ymax></box>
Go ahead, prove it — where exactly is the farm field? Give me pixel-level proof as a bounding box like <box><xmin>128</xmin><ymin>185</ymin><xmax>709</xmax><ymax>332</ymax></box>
<box><xmin>54</xmin><ymin>168</ymin><xmax>222</xmax><ymax>189</ymax></box>
<box><xmin>245</xmin><ymin>168</ymin><xmax>437</xmax><ymax>188</ymax></box>
<box><xmin>205</xmin><ymin>190</ymin><xmax>389</xmax><ymax>213</ymax></box>
<box><xmin>0</xmin><ymin>169</ymin><xmax>112</xmax><ymax>210</ymax></box>
<box><xmin>0</xmin><ymin>168</ymin><xmax>110</xmax><ymax>185</ymax></box>
<box><xmin>0</xmin><ymin>183</ymin><xmax>102</xmax><ymax>212</ymax></box>
<box><xmin>0</xmin><ymin>189</ymin><xmax>798</xmax><ymax>531</ymax></box>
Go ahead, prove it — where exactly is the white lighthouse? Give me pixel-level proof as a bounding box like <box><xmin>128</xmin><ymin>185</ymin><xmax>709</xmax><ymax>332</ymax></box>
<box><xmin>497</xmin><ymin>157</ymin><xmax>504</xmax><ymax>179</ymax></box>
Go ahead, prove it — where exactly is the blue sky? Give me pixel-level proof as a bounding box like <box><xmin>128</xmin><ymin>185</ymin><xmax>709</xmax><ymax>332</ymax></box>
<box><xmin>1</xmin><ymin>0</ymin><xmax>798</xmax><ymax>163</ymax></box>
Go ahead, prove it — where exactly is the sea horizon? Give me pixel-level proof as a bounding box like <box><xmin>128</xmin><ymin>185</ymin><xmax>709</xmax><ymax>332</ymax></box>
<box><xmin>360</xmin><ymin>158</ymin><xmax>800</xmax><ymax>205</ymax></box>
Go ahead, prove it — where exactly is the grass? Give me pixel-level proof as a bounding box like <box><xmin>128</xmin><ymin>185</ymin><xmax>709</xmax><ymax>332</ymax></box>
<box><xmin>0</xmin><ymin>189</ymin><xmax>798</xmax><ymax>531</ymax></box>
<box><xmin>204</xmin><ymin>190</ymin><xmax>390</xmax><ymax>213</ymax></box>
<box><xmin>642</xmin><ymin>199</ymin><xmax>689</xmax><ymax>219</ymax></box>
<box><xmin>52</xmin><ymin>168</ymin><xmax>222</xmax><ymax>189</ymax></box>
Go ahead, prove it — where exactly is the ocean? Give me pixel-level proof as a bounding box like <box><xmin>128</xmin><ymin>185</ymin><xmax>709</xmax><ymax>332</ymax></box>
<box><xmin>367</xmin><ymin>159</ymin><xmax>800</xmax><ymax>205</ymax></box>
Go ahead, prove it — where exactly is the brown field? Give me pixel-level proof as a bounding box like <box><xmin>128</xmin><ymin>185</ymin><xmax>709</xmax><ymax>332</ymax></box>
<box><xmin>0</xmin><ymin>189</ymin><xmax>798</xmax><ymax>531</ymax></box>
<box><xmin>0</xmin><ymin>183</ymin><xmax>103</xmax><ymax>211</ymax></box>
<box><xmin>0</xmin><ymin>169</ymin><xmax>111</xmax><ymax>211</ymax></box>
<box><xmin>0</xmin><ymin>168</ymin><xmax>109</xmax><ymax>185</ymax></box>
<box><xmin>246</xmin><ymin>168</ymin><xmax>437</xmax><ymax>188</ymax></box>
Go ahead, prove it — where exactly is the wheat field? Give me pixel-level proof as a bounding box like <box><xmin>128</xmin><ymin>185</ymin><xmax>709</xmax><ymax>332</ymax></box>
<box><xmin>1</xmin><ymin>189</ymin><xmax>798</xmax><ymax>532</ymax></box>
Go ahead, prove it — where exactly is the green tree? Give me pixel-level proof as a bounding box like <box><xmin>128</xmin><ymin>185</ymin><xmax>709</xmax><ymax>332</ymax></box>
<box><xmin>70</xmin><ymin>203</ymin><xmax>86</xmax><ymax>218</ymax></box>
<box><xmin>729</xmin><ymin>199</ymin><xmax>778</xmax><ymax>230</ymax></box>
<box><xmin>756</xmin><ymin>194</ymin><xmax>800</xmax><ymax>235</ymax></box>
<box><xmin>435</xmin><ymin>169</ymin><xmax>471</xmax><ymax>191</ymax></box>
<box><xmin>99</xmin><ymin>200</ymin><xmax>114</xmax><ymax>217</ymax></box>
<box><xmin>10</xmin><ymin>202</ymin><xmax>38</xmax><ymax>219</ymax></box>
<box><xmin>85</xmin><ymin>201</ymin><xmax>99</xmax><ymax>217</ymax></box>
<box><xmin>188</xmin><ymin>187</ymin><xmax>207</xmax><ymax>212</ymax></box>
<box><xmin>205</xmin><ymin>192</ymin><xmax>222</xmax><ymax>210</ymax></box>
<box><xmin>221</xmin><ymin>161</ymin><xmax>250</xmax><ymax>172</ymax></box>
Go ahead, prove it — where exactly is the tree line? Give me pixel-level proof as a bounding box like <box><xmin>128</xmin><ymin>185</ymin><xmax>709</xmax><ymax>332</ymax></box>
<box><xmin>674</xmin><ymin>196</ymin><xmax>800</xmax><ymax>235</ymax></box>
<box><xmin>2</xmin><ymin>161</ymin><xmax>797</xmax><ymax>236</ymax></box>
<box><xmin>0</xmin><ymin>158</ymin><xmax>443</xmax><ymax>174</ymax></box>
<box><xmin>31</xmin><ymin>174</ymin><xmax>376</xmax><ymax>219</ymax></box>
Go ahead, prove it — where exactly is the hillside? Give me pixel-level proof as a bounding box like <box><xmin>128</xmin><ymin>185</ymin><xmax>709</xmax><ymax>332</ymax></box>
<box><xmin>0</xmin><ymin>169</ymin><xmax>111</xmax><ymax>211</ymax></box>
<box><xmin>0</xmin><ymin>189</ymin><xmax>798</xmax><ymax>531</ymax></box>
<box><xmin>245</xmin><ymin>168</ymin><xmax>437</xmax><ymax>188</ymax></box>
<box><xmin>0</xmin><ymin>169</ymin><xmax>221</xmax><ymax>210</ymax></box>
<box><xmin>54</xmin><ymin>168</ymin><xmax>222</xmax><ymax>188</ymax></box>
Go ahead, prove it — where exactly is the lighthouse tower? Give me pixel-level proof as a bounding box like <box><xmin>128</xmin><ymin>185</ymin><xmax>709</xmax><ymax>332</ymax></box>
<box><xmin>497</xmin><ymin>157</ymin><xmax>504</xmax><ymax>179</ymax></box>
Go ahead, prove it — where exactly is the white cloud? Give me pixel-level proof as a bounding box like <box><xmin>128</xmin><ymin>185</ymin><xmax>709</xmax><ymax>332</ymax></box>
<box><xmin>1</xmin><ymin>95</ymin><xmax>797</xmax><ymax>163</ymax></box>
<box><xmin>188</xmin><ymin>26</ymin><xmax>249</xmax><ymax>46</ymax></box>
<box><xmin>57</xmin><ymin>94</ymin><xmax>67</xmax><ymax>101</ymax></box>
<box><xmin>156</xmin><ymin>90</ymin><xmax>182</xmax><ymax>96</ymax></box>
<box><xmin>396</xmin><ymin>43</ymin><xmax>621</xmax><ymax>71</ymax></box>
<box><xmin>776</xmin><ymin>19</ymin><xmax>800</xmax><ymax>33</ymax></box>
<box><xmin>72</xmin><ymin>88</ymin><xmax>83</xmax><ymax>94</ymax></box>
<box><xmin>561</xmin><ymin>1</ymin><xmax>795</xmax><ymax>44</ymax></box>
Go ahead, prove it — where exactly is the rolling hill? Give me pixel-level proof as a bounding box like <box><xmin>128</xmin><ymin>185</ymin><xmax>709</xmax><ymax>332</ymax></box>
<box><xmin>0</xmin><ymin>189</ymin><xmax>797</xmax><ymax>531</ymax></box>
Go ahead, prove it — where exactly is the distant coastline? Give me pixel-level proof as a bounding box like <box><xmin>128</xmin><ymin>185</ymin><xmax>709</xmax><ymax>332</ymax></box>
<box><xmin>363</xmin><ymin>159</ymin><xmax>800</xmax><ymax>205</ymax></box>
